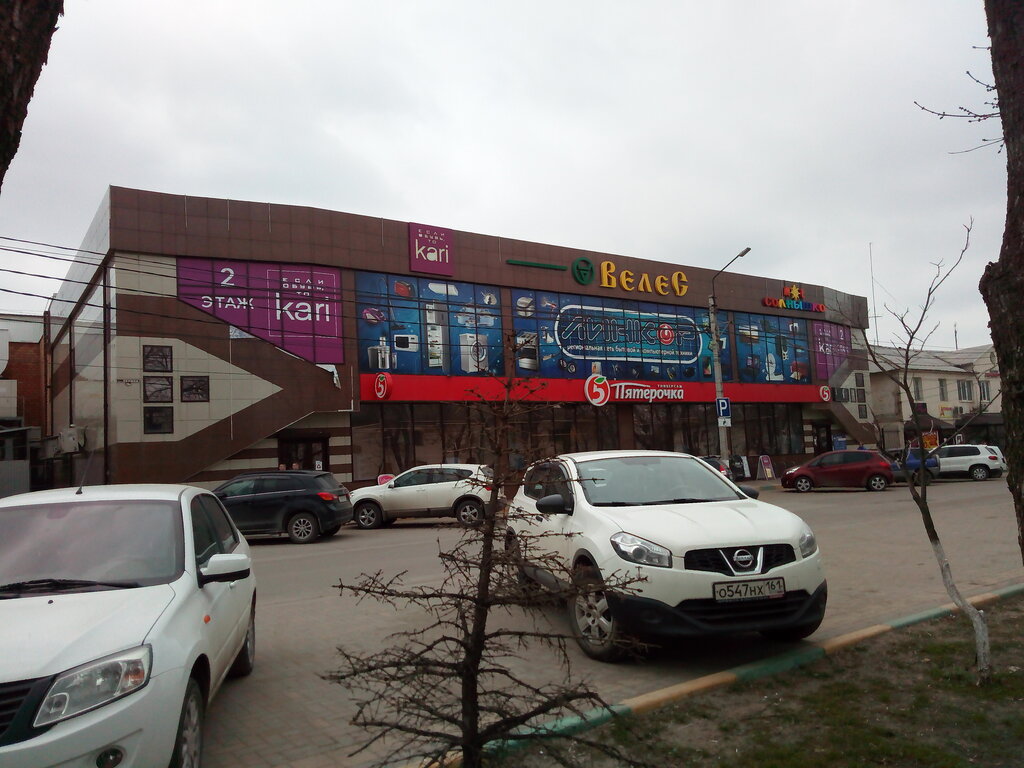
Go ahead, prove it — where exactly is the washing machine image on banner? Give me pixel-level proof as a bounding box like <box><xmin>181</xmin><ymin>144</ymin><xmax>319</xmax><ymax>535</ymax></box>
<box><xmin>459</xmin><ymin>333</ymin><xmax>488</xmax><ymax>373</ymax></box>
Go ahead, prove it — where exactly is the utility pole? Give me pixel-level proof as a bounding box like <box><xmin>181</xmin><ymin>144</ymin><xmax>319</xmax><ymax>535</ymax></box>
<box><xmin>709</xmin><ymin>248</ymin><xmax>750</xmax><ymax>457</ymax></box>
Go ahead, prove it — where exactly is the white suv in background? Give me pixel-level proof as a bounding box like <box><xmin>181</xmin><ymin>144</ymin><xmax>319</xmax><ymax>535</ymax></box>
<box><xmin>351</xmin><ymin>464</ymin><xmax>493</xmax><ymax>528</ymax></box>
<box><xmin>934</xmin><ymin>444</ymin><xmax>1006</xmax><ymax>480</ymax></box>
<box><xmin>507</xmin><ymin>451</ymin><xmax>827</xmax><ymax>662</ymax></box>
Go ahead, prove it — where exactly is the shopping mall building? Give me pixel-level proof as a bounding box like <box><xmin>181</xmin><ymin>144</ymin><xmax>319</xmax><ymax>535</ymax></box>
<box><xmin>45</xmin><ymin>187</ymin><xmax>873</xmax><ymax>489</ymax></box>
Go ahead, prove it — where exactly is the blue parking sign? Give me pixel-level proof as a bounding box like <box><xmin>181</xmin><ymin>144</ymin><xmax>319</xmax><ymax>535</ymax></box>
<box><xmin>716</xmin><ymin>397</ymin><xmax>731</xmax><ymax>419</ymax></box>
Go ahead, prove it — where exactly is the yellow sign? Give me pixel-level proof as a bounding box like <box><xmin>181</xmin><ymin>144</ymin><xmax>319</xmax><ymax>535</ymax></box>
<box><xmin>922</xmin><ymin>431</ymin><xmax>939</xmax><ymax>451</ymax></box>
<box><xmin>599</xmin><ymin>260</ymin><xmax>688</xmax><ymax>297</ymax></box>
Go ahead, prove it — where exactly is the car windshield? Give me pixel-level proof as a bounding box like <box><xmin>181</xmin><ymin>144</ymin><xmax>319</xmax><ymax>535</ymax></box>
<box><xmin>576</xmin><ymin>455</ymin><xmax>742</xmax><ymax>506</ymax></box>
<box><xmin>0</xmin><ymin>499</ymin><xmax>184</xmax><ymax>594</ymax></box>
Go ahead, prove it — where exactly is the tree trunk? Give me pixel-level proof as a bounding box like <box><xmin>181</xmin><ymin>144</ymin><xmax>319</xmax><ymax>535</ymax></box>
<box><xmin>0</xmin><ymin>1</ymin><xmax>64</xmax><ymax>192</ymax></box>
<box><xmin>981</xmin><ymin>0</ymin><xmax>1024</xmax><ymax>564</ymax></box>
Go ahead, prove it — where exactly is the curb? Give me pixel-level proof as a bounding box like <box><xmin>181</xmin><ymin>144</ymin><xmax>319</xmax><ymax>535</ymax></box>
<box><xmin>426</xmin><ymin>581</ymin><xmax>1024</xmax><ymax>766</ymax></box>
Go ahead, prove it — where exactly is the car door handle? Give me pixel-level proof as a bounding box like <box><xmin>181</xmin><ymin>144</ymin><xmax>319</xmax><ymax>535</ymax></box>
<box><xmin>534</xmin><ymin>515</ymin><xmax>545</xmax><ymax>522</ymax></box>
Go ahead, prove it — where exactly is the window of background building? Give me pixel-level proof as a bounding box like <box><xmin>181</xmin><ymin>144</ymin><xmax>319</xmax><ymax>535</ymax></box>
<box><xmin>938</xmin><ymin>378</ymin><xmax>948</xmax><ymax>400</ymax></box>
<box><xmin>979</xmin><ymin>380</ymin><xmax>991</xmax><ymax>403</ymax></box>
<box><xmin>855</xmin><ymin>372</ymin><xmax>865</xmax><ymax>387</ymax></box>
<box><xmin>957</xmin><ymin>379</ymin><xmax>974</xmax><ymax>402</ymax></box>
<box><xmin>912</xmin><ymin>377</ymin><xmax>923</xmax><ymax>400</ymax></box>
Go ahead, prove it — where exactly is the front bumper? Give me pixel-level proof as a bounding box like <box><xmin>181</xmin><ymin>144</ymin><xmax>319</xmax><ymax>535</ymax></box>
<box><xmin>0</xmin><ymin>669</ymin><xmax>185</xmax><ymax>768</ymax></box>
<box><xmin>609</xmin><ymin>580</ymin><xmax>828</xmax><ymax>638</ymax></box>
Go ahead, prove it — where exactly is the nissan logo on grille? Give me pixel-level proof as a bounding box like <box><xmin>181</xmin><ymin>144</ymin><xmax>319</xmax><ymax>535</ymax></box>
<box><xmin>732</xmin><ymin>549</ymin><xmax>755</xmax><ymax>569</ymax></box>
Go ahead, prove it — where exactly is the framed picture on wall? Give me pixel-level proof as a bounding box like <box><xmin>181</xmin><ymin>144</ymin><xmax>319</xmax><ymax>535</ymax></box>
<box><xmin>180</xmin><ymin>376</ymin><xmax>210</xmax><ymax>402</ymax></box>
<box><xmin>143</xmin><ymin>406</ymin><xmax>174</xmax><ymax>434</ymax></box>
<box><xmin>143</xmin><ymin>376</ymin><xmax>173</xmax><ymax>403</ymax></box>
<box><xmin>143</xmin><ymin>345</ymin><xmax>173</xmax><ymax>372</ymax></box>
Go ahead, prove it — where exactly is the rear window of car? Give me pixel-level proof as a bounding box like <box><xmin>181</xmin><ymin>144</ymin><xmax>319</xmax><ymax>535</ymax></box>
<box><xmin>310</xmin><ymin>473</ymin><xmax>340</xmax><ymax>491</ymax></box>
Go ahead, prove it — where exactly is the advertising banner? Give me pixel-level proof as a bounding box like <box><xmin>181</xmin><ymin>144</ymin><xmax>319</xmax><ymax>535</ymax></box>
<box><xmin>177</xmin><ymin>258</ymin><xmax>343</xmax><ymax>363</ymax></box>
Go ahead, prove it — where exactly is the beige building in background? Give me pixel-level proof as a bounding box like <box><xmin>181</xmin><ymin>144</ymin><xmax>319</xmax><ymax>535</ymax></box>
<box><xmin>868</xmin><ymin>343</ymin><xmax>1002</xmax><ymax>451</ymax></box>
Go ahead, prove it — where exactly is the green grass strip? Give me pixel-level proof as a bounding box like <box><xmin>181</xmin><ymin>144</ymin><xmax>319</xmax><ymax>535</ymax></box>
<box><xmin>485</xmin><ymin>704</ymin><xmax>630</xmax><ymax>755</ymax></box>
<box><xmin>730</xmin><ymin>646</ymin><xmax>827</xmax><ymax>682</ymax></box>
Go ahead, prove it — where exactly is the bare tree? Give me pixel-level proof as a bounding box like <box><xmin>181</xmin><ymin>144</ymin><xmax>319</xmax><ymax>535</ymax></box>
<box><xmin>863</xmin><ymin>223</ymin><xmax>991</xmax><ymax>683</ymax></box>
<box><xmin>326</xmin><ymin>353</ymin><xmax>648</xmax><ymax>768</ymax></box>
<box><xmin>0</xmin><ymin>1</ymin><xmax>63</xmax><ymax>193</ymax></box>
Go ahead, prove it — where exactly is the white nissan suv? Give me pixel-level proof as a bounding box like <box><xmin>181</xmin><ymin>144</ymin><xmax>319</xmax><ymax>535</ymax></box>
<box><xmin>0</xmin><ymin>484</ymin><xmax>256</xmax><ymax>768</ymax></box>
<box><xmin>507</xmin><ymin>451</ymin><xmax>827</xmax><ymax>662</ymax></box>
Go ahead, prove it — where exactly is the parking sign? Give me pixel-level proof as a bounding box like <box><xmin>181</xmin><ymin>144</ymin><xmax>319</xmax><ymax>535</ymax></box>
<box><xmin>715</xmin><ymin>397</ymin><xmax>731</xmax><ymax>419</ymax></box>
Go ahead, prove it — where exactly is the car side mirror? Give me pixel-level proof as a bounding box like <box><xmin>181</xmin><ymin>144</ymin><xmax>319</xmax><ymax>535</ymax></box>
<box><xmin>536</xmin><ymin>493</ymin><xmax>573</xmax><ymax>515</ymax></box>
<box><xmin>387</xmin><ymin>482</ymin><xmax>396</xmax><ymax>489</ymax></box>
<box><xmin>199</xmin><ymin>553</ymin><xmax>252</xmax><ymax>587</ymax></box>
<box><xmin>738</xmin><ymin>485</ymin><xmax>760</xmax><ymax>500</ymax></box>
<box><xmin>214</xmin><ymin>491</ymin><xmax>227</xmax><ymax>499</ymax></box>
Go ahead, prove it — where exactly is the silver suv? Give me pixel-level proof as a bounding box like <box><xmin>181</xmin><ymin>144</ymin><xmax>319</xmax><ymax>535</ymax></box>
<box><xmin>350</xmin><ymin>464</ymin><xmax>492</xmax><ymax>528</ymax></box>
<box><xmin>934</xmin><ymin>444</ymin><xmax>1006</xmax><ymax>481</ymax></box>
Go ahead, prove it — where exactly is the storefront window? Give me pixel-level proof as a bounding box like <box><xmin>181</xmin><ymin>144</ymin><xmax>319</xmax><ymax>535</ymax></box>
<box><xmin>352</xmin><ymin>404</ymin><xmax>383</xmax><ymax>479</ymax></box>
<box><xmin>382</xmin><ymin>404</ymin><xmax>416</xmax><ymax>475</ymax></box>
<box><xmin>413</xmin><ymin>404</ymin><xmax>443</xmax><ymax>465</ymax></box>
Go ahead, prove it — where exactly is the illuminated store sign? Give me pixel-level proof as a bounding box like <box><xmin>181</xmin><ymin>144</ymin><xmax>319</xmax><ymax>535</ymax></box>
<box><xmin>408</xmin><ymin>223</ymin><xmax>455</xmax><ymax>277</ymax></box>
<box><xmin>555</xmin><ymin>304</ymin><xmax>702</xmax><ymax>364</ymax></box>
<box><xmin>513</xmin><ymin>288</ymin><xmax>723</xmax><ymax>383</ymax></box>
<box><xmin>584</xmin><ymin>374</ymin><xmax>686</xmax><ymax>406</ymax></box>
<box><xmin>177</xmin><ymin>258</ymin><xmax>343</xmax><ymax>363</ymax></box>
<box><xmin>763</xmin><ymin>284</ymin><xmax>826</xmax><ymax>312</ymax></box>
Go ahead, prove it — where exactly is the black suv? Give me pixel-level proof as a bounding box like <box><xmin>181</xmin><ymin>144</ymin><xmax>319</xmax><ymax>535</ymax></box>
<box><xmin>213</xmin><ymin>470</ymin><xmax>354</xmax><ymax>544</ymax></box>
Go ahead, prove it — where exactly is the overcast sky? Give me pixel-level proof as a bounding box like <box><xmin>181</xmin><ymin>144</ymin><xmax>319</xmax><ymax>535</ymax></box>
<box><xmin>0</xmin><ymin>1</ymin><xmax>1006</xmax><ymax>351</ymax></box>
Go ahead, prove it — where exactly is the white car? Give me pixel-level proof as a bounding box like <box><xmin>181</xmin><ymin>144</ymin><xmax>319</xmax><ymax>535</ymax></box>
<box><xmin>507</xmin><ymin>451</ymin><xmax>827</xmax><ymax>662</ymax></box>
<box><xmin>0</xmin><ymin>484</ymin><xmax>256</xmax><ymax>768</ymax></box>
<box><xmin>351</xmin><ymin>464</ymin><xmax>493</xmax><ymax>528</ymax></box>
<box><xmin>934</xmin><ymin>444</ymin><xmax>1006</xmax><ymax>480</ymax></box>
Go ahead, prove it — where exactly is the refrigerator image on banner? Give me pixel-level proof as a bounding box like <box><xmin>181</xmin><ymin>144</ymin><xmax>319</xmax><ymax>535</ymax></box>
<box><xmin>423</xmin><ymin>302</ymin><xmax>450</xmax><ymax>373</ymax></box>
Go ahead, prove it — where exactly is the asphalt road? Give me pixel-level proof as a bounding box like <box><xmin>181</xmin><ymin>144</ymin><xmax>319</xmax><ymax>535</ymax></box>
<box><xmin>204</xmin><ymin>479</ymin><xmax>1023</xmax><ymax>768</ymax></box>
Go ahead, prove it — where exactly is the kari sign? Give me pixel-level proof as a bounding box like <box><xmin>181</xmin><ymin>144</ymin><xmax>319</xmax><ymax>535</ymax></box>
<box><xmin>812</xmin><ymin>321</ymin><xmax>852</xmax><ymax>380</ymax></box>
<box><xmin>409</xmin><ymin>223</ymin><xmax>455</xmax><ymax>276</ymax></box>
<box><xmin>583</xmin><ymin>374</ymin><xmax>686</xmax><ymax>406</ymax></box>
<box><xmin>177</xmin><ymin>258</ymin><xmax>343</xmax><ymax>363</ymax></box>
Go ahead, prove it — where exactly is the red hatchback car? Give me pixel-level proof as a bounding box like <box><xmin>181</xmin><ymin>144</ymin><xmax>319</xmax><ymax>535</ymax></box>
<box><xmin>781</xmin><ymin>449</ymin><xmax>893</xmax><ymax>492</ymax></box>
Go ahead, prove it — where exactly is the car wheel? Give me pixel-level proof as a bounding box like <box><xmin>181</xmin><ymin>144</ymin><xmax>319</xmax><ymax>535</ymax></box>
<box><xmin>866</xmin><ymin>474</ymin><xmax>888</xmax><ymax>492</ymax></box>
<box><xmin>321</xmin><ymin>523</ymin><xmax>342</xmax><ymax>537</ymax></box>
<box><xmin>286</xmin><ymin>511</ymin><xmax>319</xmax><ymax>544</ymax></box>
<box><xmin>793</xmin><ymin>476</ymin><xmax>813</xmax><ymax>493</ymax></box>
<box><xmin>355</xmin><ymin>501</ymin><xmax>384</xmax><ymax>529</ymax></box>
<box><xmin>568</xmin><ymin>566</ymin><xmax>625</xmax><ymax>662</ymax></box>
<box><xmin>169</xmin><ymin>678</ymin><xmax>204</xmax><ymax>768</ymax></box>
<box><xmin>228</xmin><ymin>606</ymin><xmax>256</xmax><ymax>678</ymax></box>
<box><xmin>970</xmin><ymin>465</ymin><xmax>990</xmax><ymax>481</ymax></box>
<box><xmin>454</xmin><ymin>498</ymin><xmax>483</xmax><ymax>526</ymax></box>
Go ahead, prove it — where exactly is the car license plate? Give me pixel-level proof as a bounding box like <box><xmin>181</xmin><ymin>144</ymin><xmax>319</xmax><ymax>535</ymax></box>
<box><xmin>712</xmin><ymin>577</ymin><xmax>785</xmax><ymax>602</ymax></box>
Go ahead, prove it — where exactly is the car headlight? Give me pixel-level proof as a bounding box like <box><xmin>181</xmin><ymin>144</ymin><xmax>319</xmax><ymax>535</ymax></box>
<box><xmin>34</xmin><ymin>646</ymin><xmax>152</xmax><ymax>727</ymax></box>
<box><xmin>798</xmin><ymin>527</ymin><xmax>818</xmax><ymax>558</ymax></box>
<box><xmin>610</xmin><ymin>532</ymin><xmax>673</xmax><ymax>568</ymax></box>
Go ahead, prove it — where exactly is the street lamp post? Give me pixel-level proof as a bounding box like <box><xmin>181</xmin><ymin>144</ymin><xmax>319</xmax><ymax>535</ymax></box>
<box><xmin>709</xmin><ymin>247</ymin><xmax>751</xmax><ymax>458</ymax></box>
